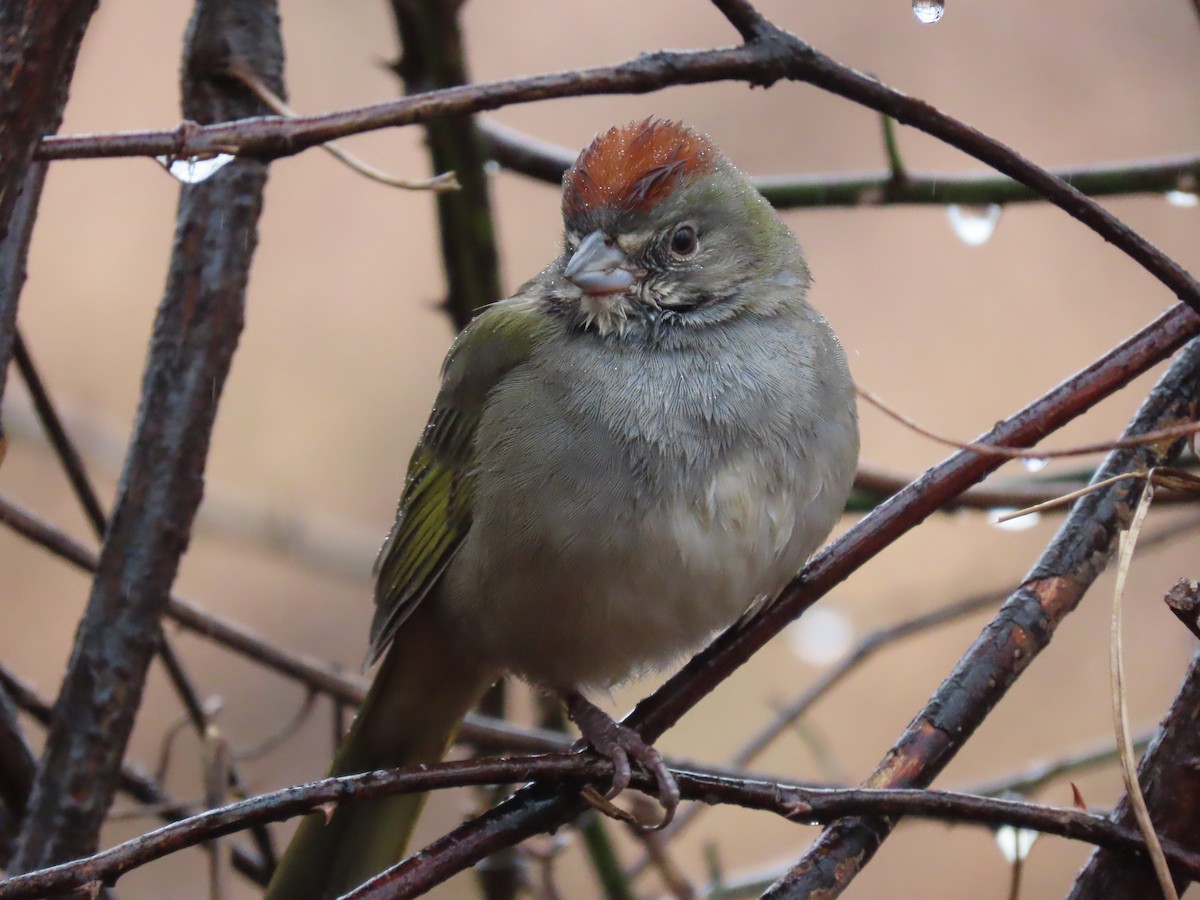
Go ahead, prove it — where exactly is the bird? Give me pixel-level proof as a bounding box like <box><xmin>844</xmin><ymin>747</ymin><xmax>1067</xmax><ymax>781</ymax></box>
<box><xmin>264</xmin><ymin>118</ymin><xmax>860</xmax><ymax>898</ymax></box>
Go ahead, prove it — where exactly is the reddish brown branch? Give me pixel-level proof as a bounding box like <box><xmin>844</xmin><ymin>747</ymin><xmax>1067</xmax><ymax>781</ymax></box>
<box><xmin>3</xmin><ymin>756</ymin><xmax>1200</xmax><ymax>899</ymax></box>
<box><xmin>1068</xmin><ymin>650</ymin><xmax>1200</xmax><ymax>896</ymax></box>
<box><xmin>29</xmin><ymin>37</ymin><xmax>1200</xmax><ymax>316</ymax></box>
<box><xmin>767</xmin><ymin>337</ymin><xmax>1200</xmax><ymax>897</ymax></box>
<box><xmin>327</xmin><ymin>304</ymin><xmax>1200</xmax><ymax>894</ymax></box>
<box><xmin>8</xmin><ymin>0</ymin><xmax>284</xmax><ymax>871</ymax></box>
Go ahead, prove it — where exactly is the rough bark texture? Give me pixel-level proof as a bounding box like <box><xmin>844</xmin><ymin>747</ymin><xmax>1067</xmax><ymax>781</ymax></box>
<box><xmin>1067</xmin><ymin>647</ymin><xmax>1200</xmax><ymax>898</ymax></box>
<box><xmin>0</xmin><ymin>2</ymin><xmax>97</xmax><ymax>434</ymax></box>
<box><xmin>765</xmin><ymin>336</ymin><xmax>1200</xmax><ymax>897</ymax></box>
<box><xmin>8</xmin><ymin>0</ymin><xmax>284</xmax><ymax>873</ymax></box>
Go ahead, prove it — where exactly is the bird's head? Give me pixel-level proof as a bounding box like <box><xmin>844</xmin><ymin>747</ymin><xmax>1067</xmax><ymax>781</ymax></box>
<box><xmin>555</xmin><ymin>119</ymin><xmax>808</xmax><ymax>338</ymax></box>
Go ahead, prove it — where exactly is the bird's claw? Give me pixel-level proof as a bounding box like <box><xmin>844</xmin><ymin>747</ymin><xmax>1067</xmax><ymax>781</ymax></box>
<box><xmin>566</xmin><ymin>692</ymin><xmax>680</xmax><ymax>829</ymax></box>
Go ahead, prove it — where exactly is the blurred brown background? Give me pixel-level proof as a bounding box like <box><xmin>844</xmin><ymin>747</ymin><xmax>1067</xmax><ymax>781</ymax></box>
<box><xmin>3</xmin><ymin>0</ymin><xmax>1200</xmax><ymax>896</ymax></box>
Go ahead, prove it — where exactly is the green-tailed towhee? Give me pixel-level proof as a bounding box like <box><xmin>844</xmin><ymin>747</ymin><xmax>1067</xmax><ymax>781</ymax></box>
<box><xmin>266</xmin><ymin>119</ymin><xmax>859</xmax><ymax>898</ymax></box>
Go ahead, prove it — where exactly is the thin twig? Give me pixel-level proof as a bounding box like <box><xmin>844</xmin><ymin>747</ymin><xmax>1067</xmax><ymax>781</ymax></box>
<box><xmin>1109</xmin><ymin>480</ymin><xmax>1176</xmax><ymax>900</ymax></box>
<box><xmin>765</xmin><ymin>339</ymin><xmax>1200</xmax><ymax>896</ymax></box>
<box><xmin>1068</xmin><ymin>646</ymin><xmax>1200</xmax><ymax>898</ymax></box>
<box><xmin>0</xmin><ymin>661</ymin><xmax>271</xmax><ymax>885</ymax></box>
<box><xmin>4</xmin><ymin>756</ymin><xmax>1200</xmax><ymax>899</ymax></box>
<box><xmin>857</xmin><ymin>383</ymin><xmax>1200</xmax><ymax>461</ymax></box>
<box><xmin>226</xmin><ymin>59</ymin><xmax>458</xmax><ymax>192</ymax></box>
<box><xmin>478</xmin><ymin>119</ymin><xmax>1200</xmax><ymax>208</ymax></box>
<box><xmin>26</xmin><ymin>36</ymin><xmax>1200</xmax><ymax>317</ymax></box>
<box><xmin>8</xmin><ymin>0</ymin><xmax>283</xmax><ymax>870</ymax></box>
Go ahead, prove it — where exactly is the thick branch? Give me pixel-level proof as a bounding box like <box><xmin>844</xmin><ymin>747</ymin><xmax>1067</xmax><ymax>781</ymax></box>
<box><xmin>30</xmin><ymin>36</ymin><xmax>1200</xmax><ymax>315</ymax></box>
<box><xmin>8</xmin><ymin>0</ymin><xmax>284</xmax><ymax>872</ymax></box>
<box><xmin>769</xmin><ymin>336</ymin><xmax>1200</xmax><ymax>897</ymax></box>
<box><xmin>0</xmin><ymin>662</ymin><xmax>270</xmax><ymax>885</ymax></box>
<box><xmin>1068</xmin><ymin>647</ymin><xmax>1200</xmax><ymax>897</ymax></box>
<box><xmin>389</xmin><ymin>0</ymin><xmax>503</xmax><ymax>329</ymax></box>
<box><xmin>330</xmin><ymin>303</ymin><xmax>1200</xmax><ymax>893</ymax></box>
<box><xmin>0</xmin><ymin>1</ymin><xmax>97</xmax><ymax>409</ymax></box>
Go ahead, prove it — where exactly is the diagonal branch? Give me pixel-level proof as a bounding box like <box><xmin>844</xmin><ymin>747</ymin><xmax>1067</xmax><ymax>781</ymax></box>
<box><xmin>29</xmin><ymin>35</ymin><xmax>1200</xmax><ymax>316</ymax></box>
<box><xmin>766</xmin><ymin>337</ymin><xmax>1200</xmax><ymax>897</ymax></box>
<box><xmin>13</xmin><ymin>330</ymin><xmax>278</xmax><ymax>873</ymax></box>
<box><xmin>335</xmin><ymin>303</ymin><xmax>1200</xmax><ymax>894</ymax></box>
<box><xmin>0</xmin><ymin>662</ymin><xmax>271</xmax><ymax>885</ymax></box>
<box><xmin>1068</xmin><ymin>646</ymin><xmax>1200</xmax><ymax>897</ymax></box>
<box><xmin>0</xmin><ymin>0</ymin><xmax>98</xmax><ymax>412</ymax></box>
<box><xmin>8</xmin><ymin>0</ymin><xmax>284</xmax><ymax>872</ymax></box>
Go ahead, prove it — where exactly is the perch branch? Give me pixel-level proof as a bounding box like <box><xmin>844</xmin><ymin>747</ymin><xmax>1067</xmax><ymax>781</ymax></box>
<box><xmin>4</xmin><ymin>757</ymin><xmax>1200</xmax><ymax>898</ymax></box>
<box><xmin>330</xmin><ymin>304</ymin><xmax>1200</xmax><ymax>893</ymax></box>
<box><xmin>766</xmin><ymin>339</ymin><xmax>1200</xmax><ymax>896</ymax></box>
<box><xmin>8</xmin><ymin>0</ymin><xmax>283</xmax><ymax>871</ymax></box>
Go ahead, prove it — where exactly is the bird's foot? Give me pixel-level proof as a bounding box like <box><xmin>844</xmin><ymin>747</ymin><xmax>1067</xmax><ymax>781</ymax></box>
<box><xmin>565</xmin><ymin>691</ymin><xmax>679</xmax><ymax>828</ymax></box>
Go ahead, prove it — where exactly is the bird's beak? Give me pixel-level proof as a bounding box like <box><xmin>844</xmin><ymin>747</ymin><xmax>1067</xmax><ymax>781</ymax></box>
<box><xmin>564</xmin><ymin>230</ymin><xmax>635</xmax><ymax>295</ymax></box>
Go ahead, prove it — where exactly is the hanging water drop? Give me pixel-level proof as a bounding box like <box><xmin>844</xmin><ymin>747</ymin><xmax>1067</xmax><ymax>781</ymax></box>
<box><xmin>1166</xmin><ymin>189</ymin><xmax>1199</xmax><ymax>208</ymax></box>
<box><xmin>912</xmin><ymin>0</ymin><xmax>945</xmax><ymax>24</ymax></box>
<box><xmin>987</xmin><ymin>508</ymin><xmax>1042</xmax><ymax>532</ymax></box>
<box><xmin>156</xmin><ymin>153</ymin><xmax>235</xmax><ymax>184</ymax></box>
<box><xmin>1022</xmin><ymin>457</ymin><xmax>1048</xmax><ymax>473</ymax></box>
<box><xmin>787</xmin><ymin>606</ymin><xmax>854</xmax><ymax>667</ymax></box>
<box><xmin>947</xmin><ymin>204</ymin><xmax>1002</xmax><ymax>246</ymax></box>
<box><xmin>995</xmin><ymin>824</ymin><xmax>1038</xmax><ymax>862</ymax></box>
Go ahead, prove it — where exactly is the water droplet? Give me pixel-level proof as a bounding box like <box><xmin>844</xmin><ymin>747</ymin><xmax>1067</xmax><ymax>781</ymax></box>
<box><xmin>995</xmin><ymin>824</ymin><xmax>1038</xmax><ymax>862</ymax></box>
<box><xmin>787</xmin><ymin>606</ymin><xmax>854</xmax><ymax>666</ymax></box>
<box><xmin>1166</xmin><ymin>190</ymin><xmax>1199</xmax><ymax>208</ymax></box>
<box><xmin>912</xmin><ymin>0</ymin><xmax>945</xmax><ymax>23</ymax></box>
<box><xmin>156</xmin><ymin>153</ymin><xmax>235</xmax><ymax>184</ymax></box>
<box><xmin>987</xmin><ymin>508</ymin><xmax>1042</xmax><ymax>531</ymax></box>
<box><xmin>947</xmin><ymin>204</ymin><xmax>1002</xmax><ymax>246</ymax></box>
<box><xmin>1022</xmin><ymin>457</ymin><xmax>1048</xmax><ymax>473</ymax></box>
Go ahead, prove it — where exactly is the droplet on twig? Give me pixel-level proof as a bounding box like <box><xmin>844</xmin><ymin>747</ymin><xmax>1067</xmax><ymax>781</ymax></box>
<box><xmin>156</xmin><ymin>153</ymin><xmax>236</xmax><ymax>184</ymax></box>
<box><xmin>994</xmin><ymin>823</ymin><xmax>1038</xmax><ymax>862</ymax></box>
<box><xmin>987</xmin><ymin>508</ymin><xmax>1042</xmax><ymax>532</ymax></box>
<box><xmin>1022</xmin><ymin>457</ymin><xmax>1048</xmax><ymax>473</ymax></box>
<box><xmin>912</xmin><ymin>0</ymin><xmax>945</xmax><ymax>24</ymax></box>
<box><xmin>787</xmin><ymin>606</ymin><xmax>854</xmax><ymax>666</ymax></box>
<box><xmin>1165</xmin><ymin>190</ymin><xmax>1199</xmax><ymax>208</ymax></box>
<box><xmin>947</xmin><ymin>204</ymin><xmax>1002</xmax><ymax>246</ymax></box>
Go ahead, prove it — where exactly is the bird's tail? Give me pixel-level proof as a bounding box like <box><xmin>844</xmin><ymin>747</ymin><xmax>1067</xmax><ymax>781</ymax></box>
<box><xmin>265</xmin><ymin>607</ymin><xmax>495</xmax><ymax>899</ymax></box>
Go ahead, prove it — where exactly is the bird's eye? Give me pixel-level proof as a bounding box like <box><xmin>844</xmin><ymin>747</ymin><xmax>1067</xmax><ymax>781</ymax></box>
<box><xmin>669</xmin><ymin>225</ymin><xmax>698</xmax><ymax>258</ymax></box>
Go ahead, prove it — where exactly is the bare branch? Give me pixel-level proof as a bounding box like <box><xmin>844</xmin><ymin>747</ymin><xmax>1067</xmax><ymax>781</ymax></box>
<box><xmin>4</xmin><ymin>757</ymin><xmax>1200</xmax><ymax>899</ymax></box>
<box><xmin>8</xmin><ymin>0</ymin><xmax>283</xmax><ymax>870</ymax></box>
<box><xmin>1069</xmin><ymin>648</ymin><xmax>1200</xmax><ymax>896</ymax></box>
<box><xmin>389</xmin><ymin>0</ymin><xmax>504</xmax><ymax>328</ymax></box>
<box><xmin>709</xmin><ymin>0</ymin><xmax>773</xmax><ymax>42</ymax></box>
<box><xmin>478</xmin><ymin>120</ymin><xmax>1200</xmax><ymax>208</ymax></box>
<box><xmin>0</xmin><ymin>0</ymin><xmax>98</xmax><ymax>410</ymax></box>
<box><xmin>26</xmin><ymin>38</ymin><xmax>1200</xmax><ymax>315</ymax></box>
<box><xmin>0</xmin><ymin>662</ymin><xmax>270</xmax><ymax>886</ymax></box>
<box><xmin>768</xmin><ymin>338</ymin><xmax>1200</xmax><ymax>896</ymax></box>
<box><xmin>314</xmin><ymin>304</ymin><xmax>1200</xmax><ymax>894</ymax></box>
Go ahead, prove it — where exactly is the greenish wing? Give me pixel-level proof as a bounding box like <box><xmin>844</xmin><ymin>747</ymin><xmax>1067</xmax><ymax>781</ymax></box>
<box><xmin>367</xmin><ymin>296</ymin><xmax>554</xmax><ymax>663</ymax></box>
